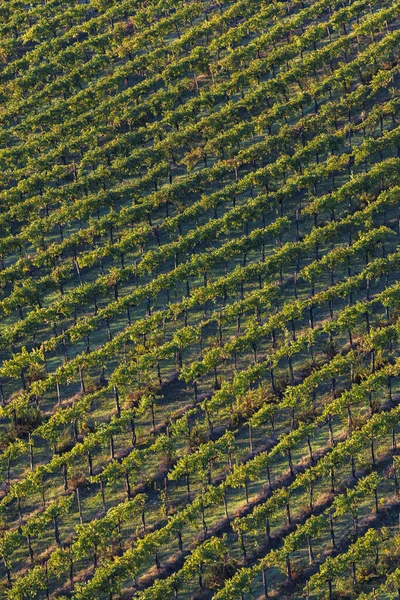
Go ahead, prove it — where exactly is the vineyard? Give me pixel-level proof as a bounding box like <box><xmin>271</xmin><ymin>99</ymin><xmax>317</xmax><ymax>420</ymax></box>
<box><xmin>1</xmin><ymin>0</ymin><xmax>400</xmax><ymax>598</ymax></box>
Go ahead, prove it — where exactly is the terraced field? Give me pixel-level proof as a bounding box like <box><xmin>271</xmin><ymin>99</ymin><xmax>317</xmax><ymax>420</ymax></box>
<box><xmin>1</xmin><ymin>0</ymin><xmax>400</xmax><ymax>598</ymax></box>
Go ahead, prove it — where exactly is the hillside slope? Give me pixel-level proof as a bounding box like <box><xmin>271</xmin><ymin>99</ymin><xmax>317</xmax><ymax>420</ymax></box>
<box><xmin>1</xmin><ymin>0</ymin><xmax>400</xmax><ymax>598</ymax></box>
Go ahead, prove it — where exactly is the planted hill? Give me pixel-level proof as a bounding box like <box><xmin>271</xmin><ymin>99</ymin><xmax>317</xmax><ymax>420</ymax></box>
<box><xmin>1</xmin><ymin>0</ymin><xmax>400</xmax><ymax>599</ymax></box>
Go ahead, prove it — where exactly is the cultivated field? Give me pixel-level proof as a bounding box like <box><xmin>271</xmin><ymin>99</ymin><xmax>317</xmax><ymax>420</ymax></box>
<box><xmin>1</xmin><ymin>0</ymin><xmax>400</xmax><ymax>598</ymax></box>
